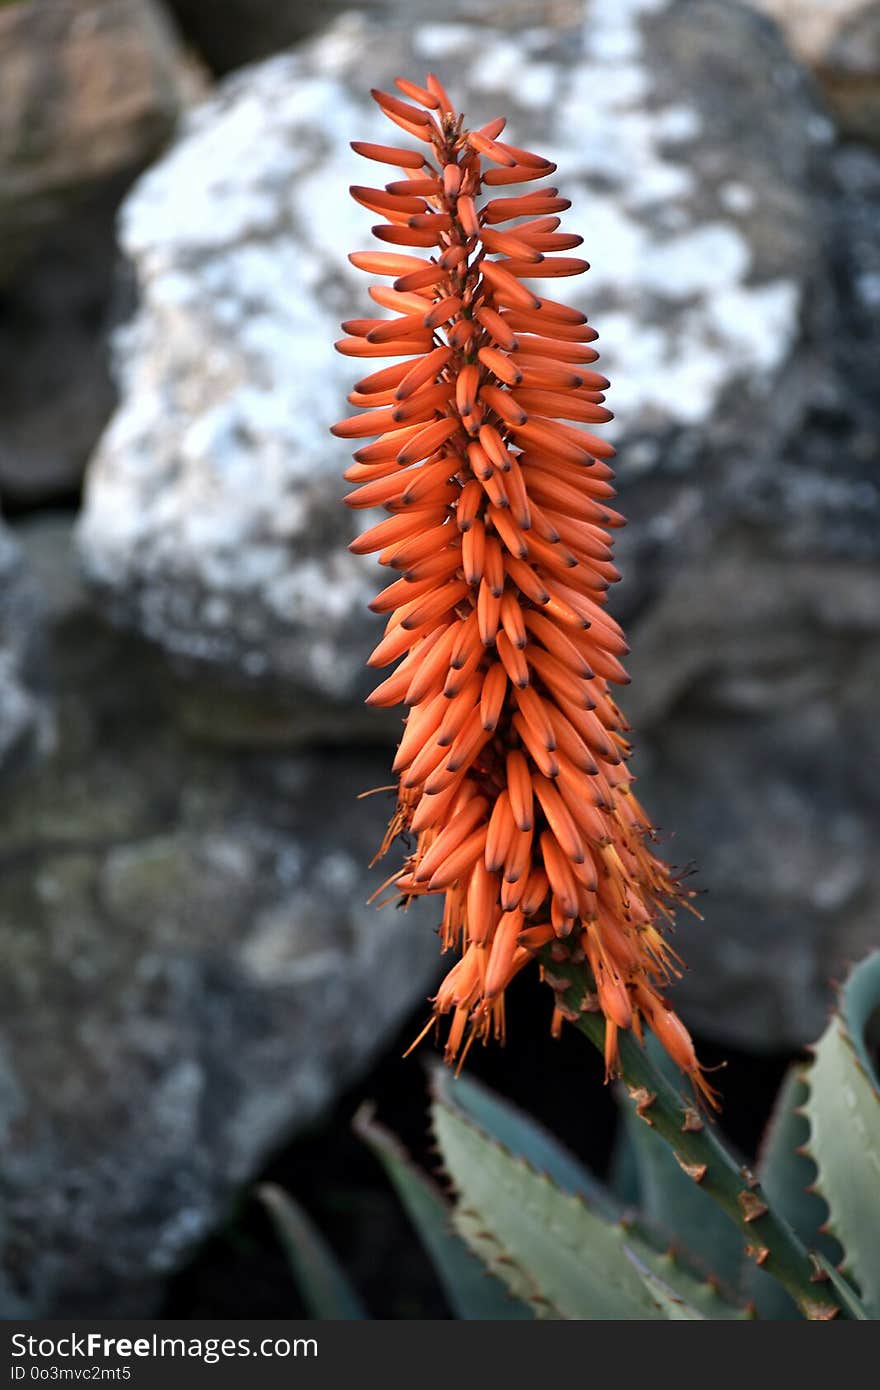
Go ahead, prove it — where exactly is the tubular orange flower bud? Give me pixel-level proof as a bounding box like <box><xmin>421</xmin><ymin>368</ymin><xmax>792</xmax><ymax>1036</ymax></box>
<box><xmin>334</xmin><ymin>76</ymin><xmax>713</xmax><ymax>1103</ymax></box>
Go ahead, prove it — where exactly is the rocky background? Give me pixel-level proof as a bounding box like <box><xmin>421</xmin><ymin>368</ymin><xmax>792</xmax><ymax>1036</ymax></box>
<box><xmin>0</xmin><ymin>0</ymin><xmax>877</xmax><ymax>1317</ymax></box>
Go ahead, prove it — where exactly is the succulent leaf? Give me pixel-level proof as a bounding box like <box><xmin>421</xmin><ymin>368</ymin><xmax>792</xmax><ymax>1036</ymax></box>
<box><xmin>837</xmin><ymin>949</ymin><xmax>880</xmax><ymax>1087</ymax></box>
<box><xmin>256</xmin><ymin>1183</ymin><xmax>367</xmax><ymax>1320</ymax></box>
<box><xmin>812</xmin><ymin>1254</ymin><xmax>869</xmax><ymax>1320</ymax></box>
<box><xmin>452</xmin><ymin>1207</ymin><xmax>547</xmax><ymax>1314</ymax></box>
<box><xmin>803</xmin><ymin>951</ymin><xmax>880</xmax><ymax>1317</ymax></box>
<box><xmin>432</xmin><ymin>1065</ymin><xmax>615</xmax><ymax>1214</ymax></box>
<box><xmin>613</xmin><ymin>1039</ymin><xmax>744</xmax><ymax>1292</ymax></box>
<box><xmin>749</xmin><ymin>1067</ymin><xmax>842</xmax><ymax>1319</ymax></box>
<box><xmin>353</xmin><ymin>1104</ymin><xmax>532</xmax><ymax>1319</ymax></box>
<box><xmin>609</xmin><ymin>1115</ymin><xmax>641</xmax><ymax>1208</ymax></box>
<box><xmin>433</xmin><ymin>1093</ymin><xmax>671</xmax><ymax>1319</ymax></box>
<box><xmin>432</xmin><ymin>1089</ymin><xmax>751</xmax><ymax>1319</ymax></box>
<box><xmin>622</xmin><ymin>1248</ymin><xmax>706</xmax><ymax>1319</ymax></box>
<box><xmin>622</xmin><ymin>1231</ymin><xmax>752</xmax><ymax>1320</ymax></box>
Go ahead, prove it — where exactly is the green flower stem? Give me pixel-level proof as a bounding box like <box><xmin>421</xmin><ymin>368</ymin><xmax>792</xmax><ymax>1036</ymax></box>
<box><xmin>544</xmin><ymin>955</ymin><xmax>847</xmax><ymax>1320</ymax></box>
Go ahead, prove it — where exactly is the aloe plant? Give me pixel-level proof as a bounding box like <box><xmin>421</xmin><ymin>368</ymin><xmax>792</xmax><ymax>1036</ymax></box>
<box><xmin>263</xmin><ymin>953</ymin><xmax>879</xmax><ymax>1319</ymax></box>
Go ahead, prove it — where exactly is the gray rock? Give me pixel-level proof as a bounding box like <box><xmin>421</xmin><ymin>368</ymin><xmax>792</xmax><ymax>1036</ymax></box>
<box><xmin>747</xmin><ymin>0</ymin><xmax>880</xmax><ymax>142</ymax></box>
<box><xmin>0</xmin><ymin>193</ymin><xmax>122</xmax><ymax>507</ymax></box>
<box><xmin>615</xmin><ymin>117</ymin><xmax>880</xmax><ymax>1048</ymax></box>
<box><xmin>0</xmin><ymin>517</ymin><xmax>440</xmax><ymax>1316</ymax></box>
<box><xmin>746</xmin><ymin>0</ymin><xmax>869</xmax><ymax>60</ymax></box>
<box><xmin>71</xmin><ymin>1</ymin><xmax>880</xmax><ymax>1052</ymax></box>
<box><xmin>823</xmin><ymin>4</ymin><xmax>880</xmax><ymax>145</ymax></box>
<box><xmin>0</xmin><ymin>0</ymin><xmax>202</xmax><ymax>505</ymax></box>
<box><xmin>0</xmin><ymin>519</ymin><xmax>45</xmax><ymax>775</ymax></box>
<box><xmin>165</xmin><ymin>0</ymin><xmax>393</xmax><ymax>74</ymax></box>
<box><xmin>619</xmin><ymin>109</ymin><xmax>880</xmax><ymax>1049</ymax></box>
<box><xmin>78</xmin><ymin>0</ymin><xmax>826</xmax><ymax>707</ymax></box>
<box><xmin>626</xmin><ymin>544</ymin><xmax>880</xmax><ymax>1049</ymax></box>
<box><xmin>0</xmin><ymin>0</ymin><xmax>190</xmax><ymax>281</ymax></box>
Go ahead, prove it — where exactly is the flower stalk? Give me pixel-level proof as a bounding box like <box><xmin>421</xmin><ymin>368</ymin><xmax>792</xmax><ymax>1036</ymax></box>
<box><xmin>542</xmin><ymin>950</ymin><xmax>847</xmax><ymax>1320</ymax></box>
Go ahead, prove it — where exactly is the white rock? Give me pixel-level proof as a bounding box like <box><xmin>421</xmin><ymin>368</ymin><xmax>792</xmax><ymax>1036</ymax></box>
<box><xmin>78</xmin><ymin>1</ymin><xmax>819</xmax><ymax>698</ymax></box>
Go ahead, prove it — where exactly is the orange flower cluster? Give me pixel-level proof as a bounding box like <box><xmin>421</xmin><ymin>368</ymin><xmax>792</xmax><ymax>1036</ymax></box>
<box><xmin>333</xmin><ymin>74</ymin><xmax>711</xmax><ymax>1100</ymax></box>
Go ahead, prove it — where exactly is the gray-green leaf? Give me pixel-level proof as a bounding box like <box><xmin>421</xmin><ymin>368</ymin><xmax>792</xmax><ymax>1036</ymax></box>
<box><xmin>353</xmin><ymin>1104</ymin><xmax>532</xmax><ymax>1320</ymax></box>
<box><xmin>257</xmin><ymin>1183</ymin><xmax>366</xmax><ymax>1320</ymax></box>
<box><xmin>803</xmin><ymin>952</ymin><xmax>880</xmax><ymax>1316</ymax></box>
<box><xmin>434</xmin><ymin>1068</ymin><xmax>750</xmax><ymax>1320</ymax></box>
<box><xmin>750</xmin><ymin>1067</ymin><xmax>841</xmax><ymax>1319</ymax></box>
<box><xmin>434</xmin><ymin>1093</ymin><xmax>708</xmax><ymax>1319</ymax></box>
<box><xmin>432</xmin><ymin>1064</ymin><xmax>615</xmax><ymax>1214</ymax></box>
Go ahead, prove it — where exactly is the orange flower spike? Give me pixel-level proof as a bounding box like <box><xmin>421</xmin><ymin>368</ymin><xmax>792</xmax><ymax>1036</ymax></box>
<box><xmin>335</xmin><ymin>75</ymin><xmax>711</xmax><ymax>1100</ymax></box>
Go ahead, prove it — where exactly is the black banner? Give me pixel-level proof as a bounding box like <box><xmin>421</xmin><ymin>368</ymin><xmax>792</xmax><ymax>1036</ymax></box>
<box><xmin>0</xmin><ymin>1317</ymin><xmax>855</xmax><ymax>1387</ymax></box>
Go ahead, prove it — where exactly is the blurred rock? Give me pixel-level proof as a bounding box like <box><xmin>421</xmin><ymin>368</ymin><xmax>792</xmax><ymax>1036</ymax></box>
<box><xmin>164</xmin><ymin>0</ymin><xmax>391</xmax><ymax>74</ymax></box>
<box><xmin>0</xmin><ymin>193</ymin><xmax>122</xmax><ymax>507</ymax></box>
<box><xmin>0</xmin><ymin>0</ymin><xmax>190</xmax><ymax>281</ymax></box>
<box><xmin>79</xmin><ymin>0</ymin><xmax>823</xmax><ymax>705</ymax></box>
<box><xmin>622</xmin><ymin>123</ymin><xmax>880</xmax><ymax>1048</ymax></box>
<box><xmin>747</xmin><ymin>0</ymin><xmax>870</xmax><ymax>58</ymax></box>
<box><xmin>0</xmin><ymin>516</ymin><xmax>439</xmax><ymax>1317</ymax></box>
<box><xmin>0</xmin><ymin>0</ymin><xmax>208</xmax><ymax>506</ymax></box>
<box><xmin>747</xmin><ymin>0</ymin><xmax>880</xmax><ymax>142</ymax></box>
<box><xmin>822</xmin><ymin>5</ymin><xmax>880</xmax><ymax>145</ymax></box>
<box><xmin>0</xmin><ymin>519</ymin><xmax>45</xmax><ymax>776</ymax></box>
<box><xmin>73</xmin><ymin>0</ymin><xmax>880</xmax><ymax>1055</ymax></box>
<box><xmin>627</xmin><ymin>544</ymin><xmax>880</xmax><ymax>1049</ymax></box>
